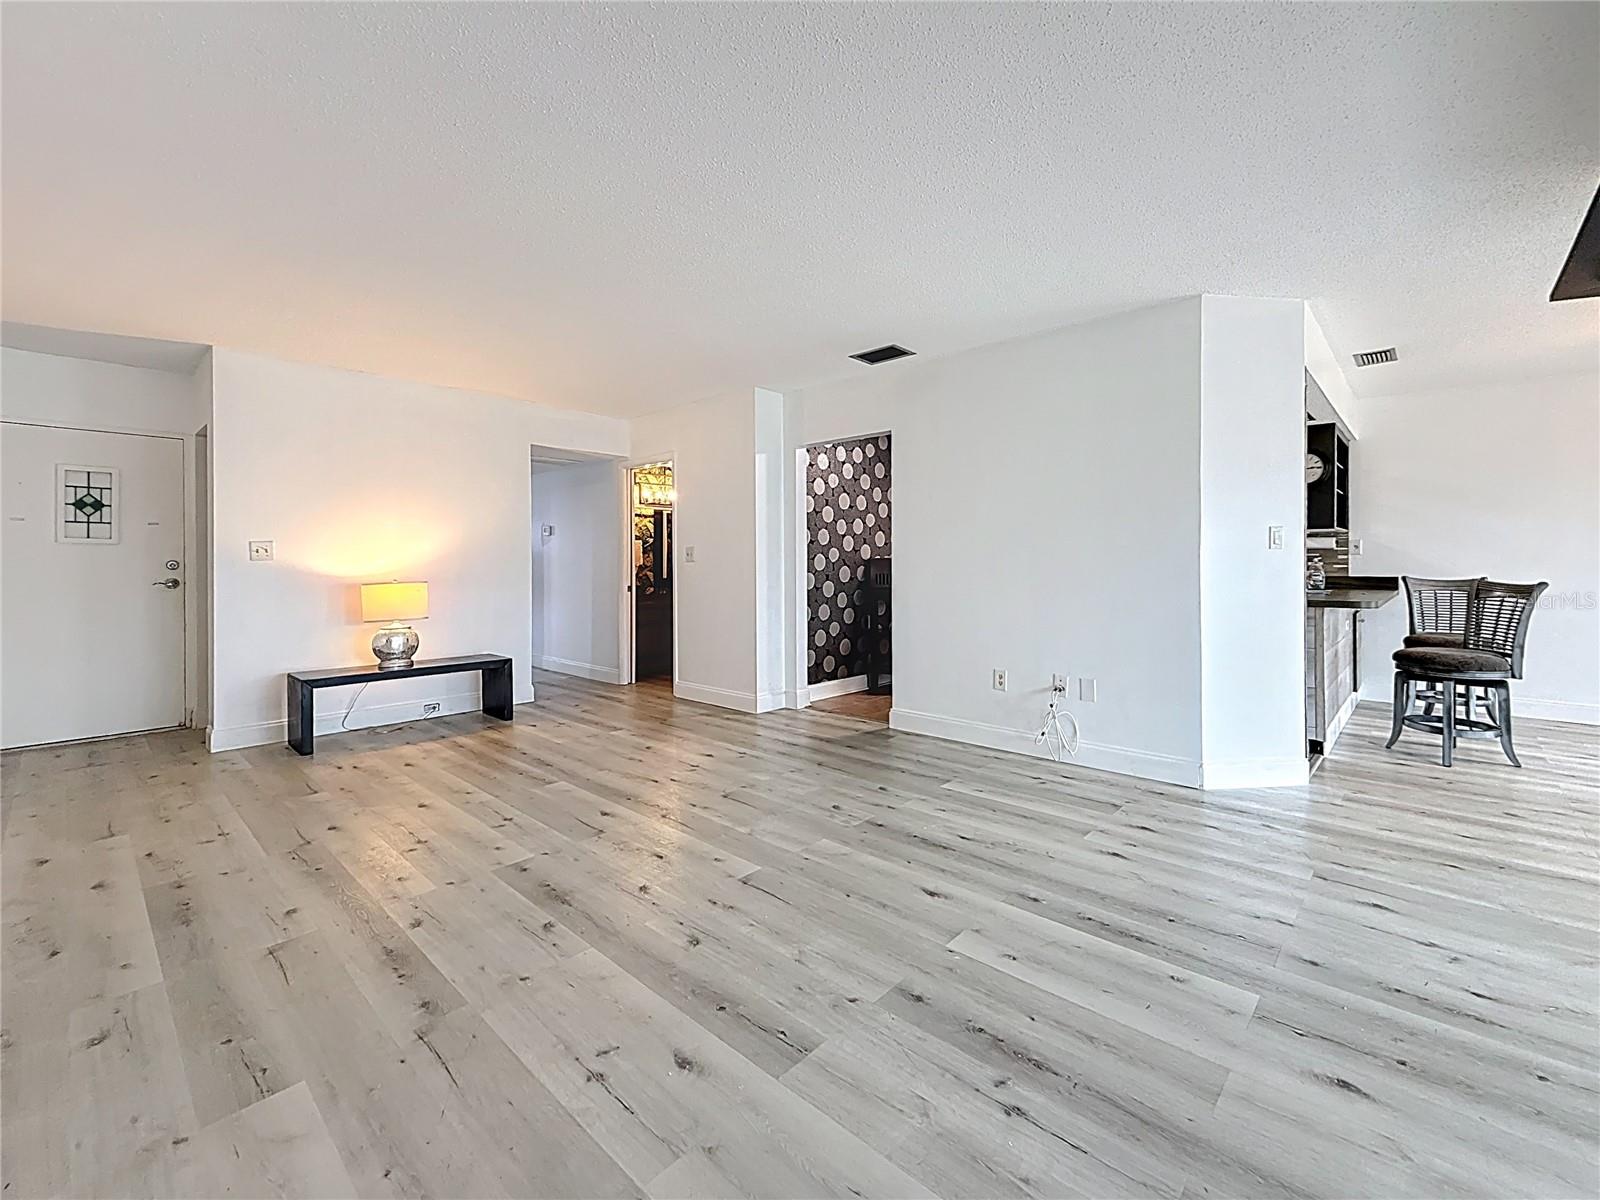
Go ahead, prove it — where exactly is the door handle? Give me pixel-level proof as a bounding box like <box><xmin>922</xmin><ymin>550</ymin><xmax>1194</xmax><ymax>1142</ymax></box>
<box><xmin>152</xmin><ymin>577</ymin><xmax>181</xmax><ymax>589</ymax></box>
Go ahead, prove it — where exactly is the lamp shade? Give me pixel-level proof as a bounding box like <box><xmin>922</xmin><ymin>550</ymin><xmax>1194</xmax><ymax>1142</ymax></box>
<box><xmin>361</xmin><ymin>581</ymin><xmax>428</xmax><ymax>623</ymax></box>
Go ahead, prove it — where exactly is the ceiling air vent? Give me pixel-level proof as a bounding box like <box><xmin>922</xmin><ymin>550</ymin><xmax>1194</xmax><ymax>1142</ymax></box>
<box><xmin>1352</xmin><ymin>347</ymin><xmax>1398</xmax><ymax>368</ymax></box>
<box><xmin>850</xmin><ymin>344</ymin><xmax>915</xmax><ymax>365</ymax></box>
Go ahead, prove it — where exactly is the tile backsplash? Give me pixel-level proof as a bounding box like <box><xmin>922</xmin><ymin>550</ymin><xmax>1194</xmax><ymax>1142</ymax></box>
<box><xmin>1307</xmin><ymin>530</ymin><xmax>1350</xmax><ymax>579</ymax></box>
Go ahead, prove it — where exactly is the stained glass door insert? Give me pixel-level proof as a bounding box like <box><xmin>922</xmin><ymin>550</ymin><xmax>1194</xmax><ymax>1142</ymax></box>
<box><xmin>57</xmin><ymin>464</ymin><xmax>120</xmax><ymax>543</ymax></box>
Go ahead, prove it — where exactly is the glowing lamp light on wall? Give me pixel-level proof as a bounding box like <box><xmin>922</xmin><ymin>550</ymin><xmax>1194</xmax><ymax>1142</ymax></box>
<box><xmin>293</xmin><ymin>503</ymin><xmax>454</xmax><ymax>580</ymax></box>
<box><xmin>361</xmin><ymin>580</ymin><xmax>428</xmax><ymax>669</ymax></box>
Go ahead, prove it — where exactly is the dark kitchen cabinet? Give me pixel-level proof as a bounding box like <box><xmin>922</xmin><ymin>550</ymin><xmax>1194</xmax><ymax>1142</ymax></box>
<box><xmin>1307</xmin><ymin>422</ymin><xmax>1349</xmax><ymax>532</ymax></box>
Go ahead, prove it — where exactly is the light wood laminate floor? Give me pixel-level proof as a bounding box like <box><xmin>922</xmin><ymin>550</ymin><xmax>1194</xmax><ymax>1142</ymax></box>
<box><xmin>3</xmin><ymin>671</ymin><xmax>1597</xmax><ymax>1199</ymax></box>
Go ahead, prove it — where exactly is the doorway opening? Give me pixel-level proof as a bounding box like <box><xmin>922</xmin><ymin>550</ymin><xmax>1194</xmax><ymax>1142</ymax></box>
<box><xmin>529</xmin><ymin>447</ymin><xmax>626</xmax><ymax>689</ymax></box>
<box><xmin>800</xmin><ymin>434</ymin><xmax>892</xmax><ymax>724</ymax></box>
<box><xmin>630</xmin><ymin>461</ymin><xmax>674</xmax><ymax>683</ymax></box>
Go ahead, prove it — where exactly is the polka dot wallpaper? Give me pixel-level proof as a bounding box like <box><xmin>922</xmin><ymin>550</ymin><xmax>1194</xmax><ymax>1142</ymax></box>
<box><xmin>806</xmin><ymin>434</ymin><xmax>891</xmax><ymax>686</ymax></box>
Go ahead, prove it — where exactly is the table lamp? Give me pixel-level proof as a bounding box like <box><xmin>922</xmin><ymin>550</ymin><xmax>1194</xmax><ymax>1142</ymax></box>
<box><xmin>361</xmin><ymin>581</ymin><xmax>428</xmax><ymax>669</ymax></box>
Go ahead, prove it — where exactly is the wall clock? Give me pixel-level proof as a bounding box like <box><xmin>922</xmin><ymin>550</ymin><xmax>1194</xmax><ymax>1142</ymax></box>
<box><xmin>1305</xmin><ymin>452</ymin><xmax>1327</xmax><ymax>484</ymax></box>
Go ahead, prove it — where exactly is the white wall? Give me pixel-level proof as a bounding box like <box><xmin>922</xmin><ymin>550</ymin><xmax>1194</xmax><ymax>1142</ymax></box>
<box><xmin>790</xmin><ymin>298</ymin><xmax>1210</xmax><ymax>784</ymax></box>
<box><xmin>531</xmin><ymin>459</ymin><xmax>623</xmax><ymax>683</ymax></box>
<box><xmin>628</xmin><ymin>390</ymin><xmax>762</xmax><ymax>709</ymax></box>
<box><xmin>1198</xmin><ymin>296</ymin><xmax>1309</xmax><ymax>787</ymax></box>
<box><xmin>208</xmin><ymin>350</ymin><xmax>628</xmax><ymax>749</ymax></box>
<box><xmin>1</xmin><ymin>345</ymin><xmax>209</xmax><ymax>724</ymax></box>
<box><xmin>1349</xmin><ymin>371</ymin><xmax>1600</xmax><ymax>725</ymax></box>
<box><xmin>782</xmin><ymin>296</ymin><xmax>1311</xmax><ymax>787</ymax></box>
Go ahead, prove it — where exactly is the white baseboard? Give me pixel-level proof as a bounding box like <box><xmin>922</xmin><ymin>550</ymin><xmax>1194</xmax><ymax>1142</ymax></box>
<box><xmin>208</xmin><ymin>691</ymin><xmax>505</xmax><ymax>753</ymax></box>
<box><xmin>1513</xmin><ymin>697</ymin><xmax>1600</xmax><ymax>726</ymax></box>
<box><xmin>887</xmin><ymin>706</ymin><xmax>1204</xmax><ymax>788</ymax></box>
<box><xmin>808</xmin><ymin>675</ymin><xmax>868</xmax><ymax>703</ymax></box>
<box><xmin>673</xmin><ymin>681</ymin><xmax>761</xmax><ymax>713</ymax></box>
<box><xmin>1198</xmin><ymin>756</ymin><xmax>1311</xmax><ymax>790</ymax></box>
<box><xmin>534</xmin><ymin>655</ymin><xmax>621</xmax><ymax>685</ymax></box>
<box><xmin>754</xmin><ymin>690</ymin><xmax>787</xmax><ymax>714</ymax></box>
<box><xmin>1359</xmin><ymin>688</ymin><xmax>1598</xmax><ymax>726</ymax></box>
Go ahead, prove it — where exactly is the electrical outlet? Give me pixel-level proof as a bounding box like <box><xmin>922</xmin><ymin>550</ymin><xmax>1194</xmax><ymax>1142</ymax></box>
<box><xmin>685</xmin><ymin>546</ymin><xmax>696</xmax><ymax>563</ymax></box>
<box><xmin>992</xmin><ymin>669</ymin><xmax>1007</xmax><ymax>692</ymax></box>
<box><xmin>1051</xmin><ymin>673</ymin><xmax>1070</xmax><ymax>692</ymax></box>
<box><xmin>1352</xmin><ymin>538</ymin><xmax>1363</xmax><ymax>555</ymax></box>
<box><xmin>1078</xmin><ymin>677</ymin><xmax>1097</xmax><ymax>703</ymax></box>
<box><xmin>1267</xmin><ymin>525</ymin><xmax>1284</xmax><ymax>550</ymax></box>
<box><xmin>422</xmin><ymin>702</ymin><xmax>441</xmax><ymax>716</ymax></box>
<box><xmin>248</xmin><ymin>540</ymin><xmax>274</xmax><ymax>562</ymax></box>
<box><xmin>541</xmin><ymin>524</ymin><xmax>555</xmax><ymax>537</ymax></box>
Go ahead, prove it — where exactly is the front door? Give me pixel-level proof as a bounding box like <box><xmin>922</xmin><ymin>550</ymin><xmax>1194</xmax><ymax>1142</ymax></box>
<box><xmin>1</xmin><ymin>423</ymin><xmax>186</xmax><ymax>748</ymax></box>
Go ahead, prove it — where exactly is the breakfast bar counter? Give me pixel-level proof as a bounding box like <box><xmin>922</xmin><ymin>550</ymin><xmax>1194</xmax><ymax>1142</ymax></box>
<box><xmin>1306</xmin><ymin>578</ymin><xmax>1398</xmax><ymax>758</ymax></box>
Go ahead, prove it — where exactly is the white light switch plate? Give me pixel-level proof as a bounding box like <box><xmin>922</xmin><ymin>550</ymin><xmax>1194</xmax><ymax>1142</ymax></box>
<box><xmin>685</xmin><ymin>546</ymin><xmax>696</xmax><ymax>563</ymax></box>
<box><xmin>1267</xmin><ymin>525</ymin><xmax>1284</xmax><ymax>550</ymax></box>
<box><xmin>248</xmin><ymin>540</ymin><xmax>274</xmax><ymax>562</ymax></box>
<box><xmin>1078</xmin><ymin>677</ymin><xmax>1097</xmax><ymax>702</ymax></box>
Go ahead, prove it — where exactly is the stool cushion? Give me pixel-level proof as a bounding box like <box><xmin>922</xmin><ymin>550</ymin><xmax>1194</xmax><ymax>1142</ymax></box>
<box><xmin>1393</xmin><ymin>646</ymin><xmax>1511</xmax><ymax>676</ymax></box>
<box><xmin>1403</xmin><ymin>632</ymin><xmax>1462</xmax><ymax>648</ymax></box>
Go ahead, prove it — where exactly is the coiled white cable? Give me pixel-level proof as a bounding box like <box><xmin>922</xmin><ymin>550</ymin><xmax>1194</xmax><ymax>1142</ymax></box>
<box><xmin>1035</xmin><ymin>683</ymin><xmax>1080</xmax><ymax>762</ymax></box>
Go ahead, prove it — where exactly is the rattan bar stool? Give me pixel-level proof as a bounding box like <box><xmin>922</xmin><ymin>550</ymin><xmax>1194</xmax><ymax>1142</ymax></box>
<box><xmin>1400</xmin><ymin>576</ymin><xmax>1482</xmax><ymax>716</ymax></box>
<box><xmin>1401</xmin><ymin>576</ymin><xmax>1480</xmax><ymax>648</ymax></box>
<box><xmin>1387</xmin><ymin>579</ymin><xmax>1547</xmax><ymax>766</ymax></box>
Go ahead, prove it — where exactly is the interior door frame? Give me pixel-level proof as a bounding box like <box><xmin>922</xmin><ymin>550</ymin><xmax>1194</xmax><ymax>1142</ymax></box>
<box><xmin>618</xmin><ymin>453</ymin><xmax>677</xmax><ymax>689</ymax></box>
<box><xmin>791</xmin><ymin>446</ymin><xmax>813</xmax><ymax>709</ymax></box>
<box><xmin>1</xmin><ymin>416</ymin><xmax>195</xmax><ymax>738</ymax></box>
<box><xmin>193</xmin><ymin>424</ymin><xmax>211</xmax><ymax>729</ymax></box>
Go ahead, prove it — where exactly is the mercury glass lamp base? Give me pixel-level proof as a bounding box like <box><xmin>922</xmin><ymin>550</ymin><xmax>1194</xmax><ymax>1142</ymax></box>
<box><xmin>372</xmin><ymin>624</ymin><xmax>420</xmax><ymax>670</ymax></box>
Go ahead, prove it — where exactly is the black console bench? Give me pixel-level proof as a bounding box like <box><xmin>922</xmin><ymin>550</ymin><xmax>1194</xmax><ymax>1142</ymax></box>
<box><xmin>285</xmin><ymin>654</ymin><xmax>513</xmax><ymax>756</ymax></box>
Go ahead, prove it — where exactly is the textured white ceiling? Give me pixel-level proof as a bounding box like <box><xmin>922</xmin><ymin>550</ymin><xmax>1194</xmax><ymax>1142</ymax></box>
<box><xmin>3</xmin><ymin>3</ymin><xmax>1595</xmax><ymax>417</ymax></box>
